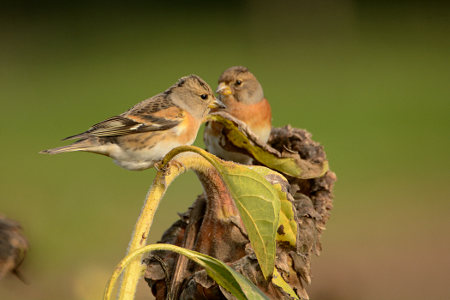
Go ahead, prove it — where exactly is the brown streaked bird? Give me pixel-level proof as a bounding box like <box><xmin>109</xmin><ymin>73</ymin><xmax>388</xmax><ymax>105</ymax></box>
<box><xmin>204</xmin><ymin>66</ymin><xmax>272</xmax><ymax>164</ymax></box>
<box><xmin>40</xmin><ymin>75</ymin><xmax>225</xmax><ymax>171</ymax></box>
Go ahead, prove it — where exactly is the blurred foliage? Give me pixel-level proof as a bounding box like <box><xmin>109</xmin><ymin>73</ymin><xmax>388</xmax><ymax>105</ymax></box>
<box><xmin>0</xmin><ymin>1</ymin><xmax>449</xmax><ymax>299</ymax></box>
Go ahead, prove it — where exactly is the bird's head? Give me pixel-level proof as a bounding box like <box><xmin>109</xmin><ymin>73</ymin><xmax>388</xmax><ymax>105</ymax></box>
<box><xmin>168</xmin><ymin>75</ymin><xmax>225</xmax><ymax>119</ymax></box>
<box><xmin>216</xmin><ymin>66</ymin><xmax>264</xmax><ymax>105</ymax></box>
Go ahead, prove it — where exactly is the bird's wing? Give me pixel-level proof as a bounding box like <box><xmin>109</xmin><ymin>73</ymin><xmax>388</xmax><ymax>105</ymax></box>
<box><xmin>63</xmin><ymin>96</ymin><xmax>183</xmax><ymax>140</ymax></box>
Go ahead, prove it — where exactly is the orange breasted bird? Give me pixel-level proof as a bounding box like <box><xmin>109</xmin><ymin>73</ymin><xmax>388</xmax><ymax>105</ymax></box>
<box><xmin>41</xmin><ymin>75</ymin><xmax>225</xmax><ymax>170</ymax></box>
<box><xmin>204</xmin><ymin>66</ymin><xmax>272</xmax><ymax>164</ymax></box>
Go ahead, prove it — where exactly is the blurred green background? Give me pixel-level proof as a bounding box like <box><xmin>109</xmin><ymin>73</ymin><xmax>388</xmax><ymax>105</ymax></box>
<box><xmin>1</xmin><ymin>0</ymin><xmax>449</xmax><ymax>299</ymax></box>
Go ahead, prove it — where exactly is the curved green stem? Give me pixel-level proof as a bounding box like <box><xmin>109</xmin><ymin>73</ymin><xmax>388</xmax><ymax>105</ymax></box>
<box><xmin>105</xmin><ymin>243</ymin><xmax>269</xmax><ymax>300</ymax></box>
<box><xmin>117</xmin><ymin>148</ymin><xmax>218</xmax><ymax>299</ymax></box>
<box><xmin>160</xmin><ymin>145</ymin><xmax>223</xmax><ymax>170</ymax></box>
<box><xmin>105</xmin><ymin>244</ymin><xmax>195</xmax><ymax>300</ymax></box>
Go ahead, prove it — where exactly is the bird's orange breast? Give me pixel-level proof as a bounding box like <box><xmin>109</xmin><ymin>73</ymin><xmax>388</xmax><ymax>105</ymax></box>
<box><xmin>177</xmin><ymin>111</ymin><xmax>201</xmax><ymax>144</ymax></box>
<box><xmin>225</xmin><ymin>97</ymin><xmax>272</xmax><ymax>136</ymax></box>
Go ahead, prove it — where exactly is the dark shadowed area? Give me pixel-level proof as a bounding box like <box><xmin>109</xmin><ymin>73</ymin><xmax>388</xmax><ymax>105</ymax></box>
<box><xmin>0</xmin><ymin>1</ymin><xmax>449</xmax><ymax>299</ymax></box>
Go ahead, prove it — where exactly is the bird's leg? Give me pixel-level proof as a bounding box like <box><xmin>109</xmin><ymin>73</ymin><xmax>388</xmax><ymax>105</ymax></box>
<box><xmin>154</xmin><ymin>161</ymin><xmax>164</xmax><ymax>172</ymax></box>
<box><xmin>154</xmin><ymin>161</ymin><xmax>172</xmax><ymax>177</ymax></box>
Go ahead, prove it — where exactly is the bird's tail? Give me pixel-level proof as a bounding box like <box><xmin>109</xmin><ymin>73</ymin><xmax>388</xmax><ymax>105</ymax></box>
<box><xmin>39</xmin><ymin>140</ymin><xmax>91</xmax><ymax>155</ymax></box>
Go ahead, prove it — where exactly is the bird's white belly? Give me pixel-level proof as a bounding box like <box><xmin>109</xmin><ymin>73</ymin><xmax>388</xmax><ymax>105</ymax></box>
<box><xmin>253</xmin><ymin>126</ymin><xmax>271</xmax><ymax>144</ymax></box>
<box><xmin>107</xmin><ymin>139</ymin><xmax>190</xmax><ymax>171</ymax></box>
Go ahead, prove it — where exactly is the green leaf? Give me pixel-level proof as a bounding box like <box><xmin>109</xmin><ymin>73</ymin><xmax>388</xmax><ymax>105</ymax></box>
<box><xmin>160</xmin><ymin>146</ymin><xmax>281</xmax><ymax>279</ymax></box>
<box><xmin>271</xmin><ymin>269</ymin><xmax>299</xmax><ymax>299</ymax></box>
<box><xmin>177</xmin><ymin>246</ymin><xmax>270</xmax><ymax>300</ymax></box>
<box><xmin>250</xmin><ymin>166</ymin><xmax>297</xmax><ymax>247</ymax></box>
<box><xmin>104</xmin><ymin>243</ymin><xmax>270</xmax><ymax>300</ymax></box>
<box><xmin>207</xmin><ymin>114</ymin><xmax>328</xmax><ymax>179</ymax></box>
<box><xmin>209</xmin><ymin>160</ymin><xmax>281</xmax><ymax>279</ymax></box>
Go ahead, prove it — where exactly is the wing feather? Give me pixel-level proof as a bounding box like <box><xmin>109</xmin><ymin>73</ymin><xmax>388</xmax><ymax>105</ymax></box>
<box><xmin>63</xmin><ymin>95</ymin><xmax>183</xmax><ymax>140</ymax></box>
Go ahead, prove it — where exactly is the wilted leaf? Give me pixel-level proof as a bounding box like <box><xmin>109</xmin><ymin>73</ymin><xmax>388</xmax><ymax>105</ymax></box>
<box><xmin>271</xmin><ymin>269</ymin><xmax>299</xmax><ymax>299</ymax></box>
<box><xmin>207</xmin><ymin>113</ymin><xmax>328</xmax><ymax>179</ymax></box>
<box><xmin>104</xmin><ymin>243</ymin><xmax>269</xmax><ymax>300</ymax></box>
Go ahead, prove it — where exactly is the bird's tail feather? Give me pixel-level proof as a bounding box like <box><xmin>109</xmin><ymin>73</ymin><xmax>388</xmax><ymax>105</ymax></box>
<box><xmin>39</xmin><ymin>140</ymin><xmax>91</xmax><ymax>155</ymax></box>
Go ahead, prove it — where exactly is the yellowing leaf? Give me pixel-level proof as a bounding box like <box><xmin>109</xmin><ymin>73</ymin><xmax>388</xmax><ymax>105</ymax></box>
<box><xmin>250</xmin><ymin>167</ymin><xmax>297</xmax><ymax>247</ymax></box>
<box><xmin>277</xmin><ymin>198</ymin><xmax>297</xmax><ymax>247</ymax></box>
<box><xmin>271</xmin><ymin>269</ymin><xmax>299</xmax><ymax>299</ymax></box>
<box><xmin>207</xmin><ymin>114</ymin><xmax>328</xmax><ymax>179</ymax></box>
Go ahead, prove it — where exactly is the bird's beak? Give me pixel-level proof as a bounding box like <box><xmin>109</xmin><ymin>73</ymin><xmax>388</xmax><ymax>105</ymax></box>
<box><xmin>209</xmin><ymin>98</ymin><xmax>226</xmax><ymax>109</ymax></box>
<box><xmin>216</xmin><ymin>82</ymin><xmax>232</xmax><ymax>96</ymax></box>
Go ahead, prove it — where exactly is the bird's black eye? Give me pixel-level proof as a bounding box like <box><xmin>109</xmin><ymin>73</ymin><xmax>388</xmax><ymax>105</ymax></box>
<box><xmin>200</xmin><ymin>94</ymin><xmax>208</xmax><ymax>100</ymax></box>
<box><xmin>235</xmin><ymin>80</ymin><xmax>242</xmax><ymax>85</ymax></box>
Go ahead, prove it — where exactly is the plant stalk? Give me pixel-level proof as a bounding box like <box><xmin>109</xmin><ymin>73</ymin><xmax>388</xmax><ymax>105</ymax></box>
<box><xmin>117</xmin><ymin>149</ymin><xmax>216</xmax><ymax>299</ymax></box>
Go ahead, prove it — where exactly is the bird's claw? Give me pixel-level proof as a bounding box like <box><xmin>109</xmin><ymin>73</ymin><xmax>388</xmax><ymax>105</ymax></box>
<box><xmin>155</xmin><ymin>160</ymin><xmax>184</xmax><ymax>177</ymax></box>
<box><xmin>154</xmin><ymin>161</ymin><xmax>165</xmax><ymax>172</ymax></box>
